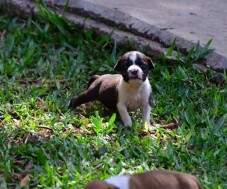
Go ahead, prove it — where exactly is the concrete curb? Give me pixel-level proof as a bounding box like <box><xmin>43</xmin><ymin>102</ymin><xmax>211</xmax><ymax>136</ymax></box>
<box><xmin>4</xmin><ymin>0</ymin><xmax>227</xmax><ymax>70</ymax></box>
<box><xmin>4</xmin><ymin>0</ymin><xmax>168</xmax><ymax>57</ymax></box>
<box><xmin>45</xmin><ymin>0</ymin><xmax>227</xmax><ymax>71</ymax></box>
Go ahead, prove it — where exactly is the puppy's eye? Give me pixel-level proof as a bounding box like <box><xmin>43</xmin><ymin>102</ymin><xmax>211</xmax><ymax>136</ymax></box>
<box><xmin>135</xmin><ymin>59</ymin><xmax>144</xmax><ymax>66</ymax></box>
<box><xmin>140</xmin><ymin>63</ymin><xmax>147</xmax><ymax>69</ymax></box>
<box><xmin>124</xmin><ymin>61</ymin><xmax>132</xmax><ymax>69</ymax></box>
<box><xmin>136</xmin><ymin>60</ymin><xmax>147</xmax><ymax>69</ymax></box>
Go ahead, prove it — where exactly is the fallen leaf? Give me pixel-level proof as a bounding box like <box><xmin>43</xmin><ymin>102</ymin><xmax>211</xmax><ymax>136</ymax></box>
<box><xmin>13</xmin><ymin>173</ymin><xmax>26</xmax><ymax>180</ymax></box>
<box><xmin>20</xmin><ymin>175</ymin><xmax>30</xmax><ymax>187</ymax></box>
<box><xmin>161</xmin><ymin>122</ymin><xmax>178</xmax><ymax>130</ymax></box>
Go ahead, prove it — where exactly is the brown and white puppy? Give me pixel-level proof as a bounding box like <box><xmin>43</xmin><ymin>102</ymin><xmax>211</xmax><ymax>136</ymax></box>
<box><xmin>69</xmin><ymin>51</ymin><xmax>154</xmax><ymax>127</ymax></box>
<box><xmin>85</xmin><ymin>170</ymin><xmax>202</xmax><ymax>189</ymax></box>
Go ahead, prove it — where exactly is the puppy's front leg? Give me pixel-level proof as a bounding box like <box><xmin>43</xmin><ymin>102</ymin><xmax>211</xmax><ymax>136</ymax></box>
<box><xmin>117</xmin><ymin>103</ymin><xmax>132</xmax><ymax>127</ymax></box>
<box><xmin>142</xmin><ymin>104</ymin><xmax>151</xmax><ymax>126</ymax></box>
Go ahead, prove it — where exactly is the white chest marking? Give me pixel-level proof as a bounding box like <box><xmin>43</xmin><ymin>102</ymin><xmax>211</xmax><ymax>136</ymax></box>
<box><xmin>118</xmin><ymin>78</ymin><xmax>151</xmax><ymax>110</ymax></box>
<box><xmin>117</xmin><ymin>76</ymin><xmax>152</xmax><ymax>127</ymax></box>
<box><xmin>105</xmin><ymin>175</ymin><xmax>130</xmax><ymax>189</ymax></box>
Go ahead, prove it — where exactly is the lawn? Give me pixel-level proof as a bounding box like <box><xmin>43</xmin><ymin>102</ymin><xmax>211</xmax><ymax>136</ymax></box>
<box><xmin>0</xmin><ymin>10</ymin><xmax>226</xmax><ymax>189</ymax></box>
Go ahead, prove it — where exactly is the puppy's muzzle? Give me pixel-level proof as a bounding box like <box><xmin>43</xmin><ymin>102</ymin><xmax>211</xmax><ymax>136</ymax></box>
<box><xmin>128</xmin><ymin>69</ymin><xmax>141</xmax><ymax>79</ymax></box>
<box><xmin>130</xmin><ymin>69</ymin><xmax>138</xmax><ymax>75</ymax></box>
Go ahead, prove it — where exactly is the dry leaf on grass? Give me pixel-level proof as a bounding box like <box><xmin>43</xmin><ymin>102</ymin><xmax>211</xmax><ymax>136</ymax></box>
<box><xmin>140</xmin><ymin>118</ymin><xmax>179</xmax><ymax>137</ymax></box>
<box><xmin>20</xmin><ymin>175</ymin><xmax>30</xmax><ymax>187</ymax></box>
<box><xmin>13</xmin><ymin>173</ymin><xmax>26</xmax><ymax>180</ymax></box>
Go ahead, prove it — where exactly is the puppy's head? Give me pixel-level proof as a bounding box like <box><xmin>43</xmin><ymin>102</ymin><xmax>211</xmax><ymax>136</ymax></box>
<box><xmin>114</xmin><ymin>51</ymin><xmax>154</xmax><ymax>82</ymax></box>
<box><xmin>85</xmin><ymin>181</ymin><xmax>119</xmax><ymax>189</ymax></box>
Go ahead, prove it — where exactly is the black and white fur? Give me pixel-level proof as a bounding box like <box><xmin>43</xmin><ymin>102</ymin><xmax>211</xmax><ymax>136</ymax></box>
<box><xmin>69</xmin><ymin>51</ymin><xmax>154</xmax><ymax>127</ymax></box>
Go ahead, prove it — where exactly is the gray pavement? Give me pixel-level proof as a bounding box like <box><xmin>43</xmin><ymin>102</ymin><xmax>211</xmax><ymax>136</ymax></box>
<box><xmin>86</xmin><ymin>0</ymin><xmax>227</xmax><ymax>57</ymax></box>
<box><xmin>5</xmin><ymin>0</ymin><xmax>227</xmax><ymax>69</ymax></box>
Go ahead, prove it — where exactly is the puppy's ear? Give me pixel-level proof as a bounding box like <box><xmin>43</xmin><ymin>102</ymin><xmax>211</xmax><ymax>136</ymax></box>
<box><xmin>114</xmin><ymin>56</ymin><xmax>125</xmax><ymax>72</ymax></box>
<box><xmin>144</xmin><ymin>56</ymin><xmax>154</xmax><ymax>70</ymax></box>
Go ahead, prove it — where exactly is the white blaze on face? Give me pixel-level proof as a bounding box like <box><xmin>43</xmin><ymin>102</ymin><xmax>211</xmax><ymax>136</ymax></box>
<box><xmin>129</xmin><ymin>51</ymin><xmax>137</xmax><ymax>63</ymax></box>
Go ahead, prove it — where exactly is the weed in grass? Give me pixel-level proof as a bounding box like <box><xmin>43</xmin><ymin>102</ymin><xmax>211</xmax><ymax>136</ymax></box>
<box><xmin>0</xmin><ymin>9</ymin><xmax>226</xmax><ymax>189</ymax></box>
<box><xmin>161</xmin><ymin>39</ymin><xmax>213</xmax><ymax>66</ymax></box>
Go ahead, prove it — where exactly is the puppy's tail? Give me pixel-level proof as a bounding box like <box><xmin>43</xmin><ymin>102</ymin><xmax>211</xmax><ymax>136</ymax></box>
<box><xmin>68</xmin><ymin>75</ymin><xmax>100</xmax><ymax>109</ymax></box>
<box><xmin>87</xmin><ymin>75</ymin><xmax>100</xmax><ymax>88</ymax></box>
<box><xmin>69</xmin><ymin>77</ymin><xmax>100</xmax><ymax>109</ymax></box>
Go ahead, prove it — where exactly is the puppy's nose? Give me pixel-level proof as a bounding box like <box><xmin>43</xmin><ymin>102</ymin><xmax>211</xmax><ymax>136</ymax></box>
<box><xmin>131</xmin><ymin>70</ymin><xmax>138</xmax><ymax>75</ymax></box>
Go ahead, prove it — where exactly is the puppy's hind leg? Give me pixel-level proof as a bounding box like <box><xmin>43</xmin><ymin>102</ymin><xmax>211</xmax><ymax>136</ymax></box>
<box><xmin>68</xmin><ymin>83</ymin><xmax>99</xmax><ymax>109</ymax></box>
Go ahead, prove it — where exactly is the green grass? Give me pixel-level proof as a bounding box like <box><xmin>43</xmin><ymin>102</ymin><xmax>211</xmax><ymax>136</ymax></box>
<box><xmin>0</xmin><ymin>12</ymin><xmax>226</xmax><ymax>189</ymax></box>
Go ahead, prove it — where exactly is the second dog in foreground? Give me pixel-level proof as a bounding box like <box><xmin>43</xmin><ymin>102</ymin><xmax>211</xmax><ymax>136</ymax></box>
<box><xmin>85</xmin><ymin>170</ymin><xmax>202</xmax><ymax>189</ymax></box>
<box><xmin>69</xmin><ymin>51</ymin><xmax>154</xmax><ymax>127</ymax></box>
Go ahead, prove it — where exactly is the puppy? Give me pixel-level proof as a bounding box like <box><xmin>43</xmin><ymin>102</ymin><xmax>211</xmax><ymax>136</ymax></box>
<box><xmin>85</xmin><ymin>170</ymin><xmax>202</xmax><ymax>189</ymax></box>
<box><xmin>69</xmin><ymin>51</ymin><xmax>154</xmax><ymax>127</ymax></box>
